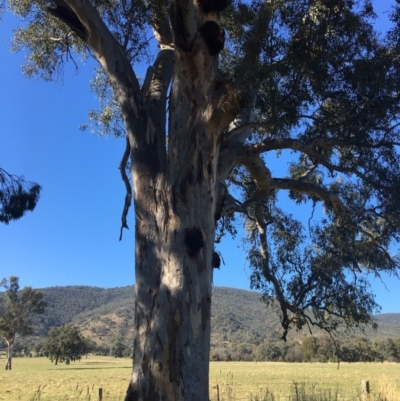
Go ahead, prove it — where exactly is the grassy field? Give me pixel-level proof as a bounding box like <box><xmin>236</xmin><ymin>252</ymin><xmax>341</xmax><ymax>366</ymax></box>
<box><xmin>209</xmin><ymin>362</ymin><xmax>400</xmax><ymax>400</ymax></box>
<box><xmin>0</xmin><ymin>356</ymin><xmax>131</xmax><ymax>401</ymax></box>
<box><xmin>0</xmin><ymin>356</ymin><xmax>399</xmax><ymax>401</ymax></box>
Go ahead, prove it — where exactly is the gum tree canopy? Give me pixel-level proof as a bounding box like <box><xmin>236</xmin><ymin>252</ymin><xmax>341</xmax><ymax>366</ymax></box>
<box><xmin>3</xmin><ymin>0</ymin><xmax>400</xmax><ymax>399</ymax></box>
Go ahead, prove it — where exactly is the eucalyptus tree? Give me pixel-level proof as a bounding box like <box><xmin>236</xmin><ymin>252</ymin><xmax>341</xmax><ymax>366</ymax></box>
<box><xmin>2</xmin><ymin>0</ymin><xmax>400</xmax><ymax>399</ymax></box>
<box><xmin>0</xmin><ymin>277</ymin><xmax>47</xmax><ymax>370</ymax></box>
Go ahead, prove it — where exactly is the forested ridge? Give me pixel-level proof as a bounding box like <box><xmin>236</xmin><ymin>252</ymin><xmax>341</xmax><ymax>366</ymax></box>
<box><xmin>2</xmin><ymin>285</ymin><xmax>398</xmax><ymax>362</ymax></box>
<box><xmin>31</xmin><ymin>286</ymin><xmax>400</xmax><ymax>339</ymax></box>
<box><xmin>1</xmin><ymin>286</ymin><xmax>400</xmax><ymax>348</ymax></box>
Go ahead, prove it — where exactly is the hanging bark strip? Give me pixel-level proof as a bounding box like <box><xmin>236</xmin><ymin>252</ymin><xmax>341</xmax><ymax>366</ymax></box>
<box><xmin>119</xmin><ymin>136</ymin><xmax>132</xmax><ymax>241</ymax></box>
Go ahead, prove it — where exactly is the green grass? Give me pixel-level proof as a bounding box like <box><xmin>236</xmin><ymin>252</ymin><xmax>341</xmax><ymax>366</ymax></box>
<box><xmin>0</xmin><ymin>357</ymin><xmax>399</xmax><ymax>400</ymax></box>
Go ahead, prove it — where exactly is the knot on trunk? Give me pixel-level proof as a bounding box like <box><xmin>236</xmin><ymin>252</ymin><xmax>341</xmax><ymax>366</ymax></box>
<box><xmin>199</xmin><ymin>21</ymin><xmax>225</xmax><ymax>55</ymax></box>
<box><xmin>184</xmin><ymin>227</ymin><xmax>204</xmax><ymax>257</ymax></box>
<box><xmin>197</xmin><ymin>0</ymin><xmax>229</xmax><ymax>13</ymax></box>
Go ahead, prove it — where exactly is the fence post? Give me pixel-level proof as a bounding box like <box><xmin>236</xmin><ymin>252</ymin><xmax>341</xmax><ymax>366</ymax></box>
<box><xmin>362</xmin><ymin>380</ymin><xmax>370</xmax><ymax>400</ymax></box>
<box><xmin>215</xmin><ymin>384</ymin><xmax>220</xmax><ymax>401</ymax></box>
<box><xmin>98</xmin><ymin>388</ymin><xmax>103</xmax><ymax>401</ymax></box>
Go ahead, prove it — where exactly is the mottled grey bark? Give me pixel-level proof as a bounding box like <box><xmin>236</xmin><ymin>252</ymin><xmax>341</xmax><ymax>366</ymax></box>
<box><xmin>125</xmin><ymin>41</ymin><xmax>221</xmax><ymax>400</ymax></box>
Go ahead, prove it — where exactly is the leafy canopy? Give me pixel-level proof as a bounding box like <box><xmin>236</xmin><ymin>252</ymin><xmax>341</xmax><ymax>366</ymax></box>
<box><xmin>2</xmin><ymin>0</ymin><xmax>400</xmax><ymax>339</ymax></box>
<box><xmin>43</xmin><ymin>324</ymin><xmax>91</xmax><ymax>364</ymax></box>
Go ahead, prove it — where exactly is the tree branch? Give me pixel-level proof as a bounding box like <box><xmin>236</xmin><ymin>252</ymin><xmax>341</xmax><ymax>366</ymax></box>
<box><xmin>239</xmin><ymin>154</ymin><xmax>348</xmax><ymax>215</ymax></box>
<box><xmin>49</xmin><ymin>0</ymin><xmax>147</xmax><ymax>147</ymax></box>
<box><xmin>250</xmin><ymin>137</ymin><xmax>392</xmax><ymax>189</ymax></box>
<box><xmin>269</xmin><ymin>178</ymin><xmax>349</xmax><ymax>214</ymax></box>
<box><xmin>255</xmin><ymin>205</ymin><xmax>293</xmax><ymax>340</ymax></box>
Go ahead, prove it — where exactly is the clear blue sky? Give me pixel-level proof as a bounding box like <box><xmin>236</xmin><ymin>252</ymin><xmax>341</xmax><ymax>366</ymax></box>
<box><xmin>1</xmin><ymin>1</ymin><xmax>399</xmax><ymax>313</ymax></box>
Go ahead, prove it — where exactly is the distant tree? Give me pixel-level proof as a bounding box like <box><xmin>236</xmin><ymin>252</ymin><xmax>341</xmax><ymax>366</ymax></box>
<box><xmin>352</xmin><ymin>336</ymin><xmax>374</xmax><ymax>362</ymax></box>
<box><xmin>0</xmin><ymin>276</ymin><xmax>47</xmax><ymax>370</ymax></box>
<box><xmin>109</xmin><ymin>334</ymin><xmax>128</xmax><ymax>358</ymax></box>
<box><xmin>301</xmin><ymin>336</ymin><xmax>319</xmax><ymax>362</ymax></box>
<box><xmin>338</xmin><ymin>341</ymin><xmax>358</xmax><ymax>362</ymax></box>
<box><xmin>0</xmin><ymin>168</ymin><xmax>41</xmax><ymax>224</ymax></box>
<box><xmin>316</xmin><ymin>335</ymin><xmax>336</xmax><ymax>362</ymax></box>
<box><xmin>33</xmin><ymin>339</ymin><xmax>45</xmax><ymax>356</ymax></box>
<box><xmin>372</xmin><ymin>337</ymin><xmax>397</xmax><ymax>362</ymax></box>
<box><xmin>94</xmin><ymin>343</ymin><xmax>110</xmax><ymax>356</ymax></box>
<box><xmin>83</xmin><ymin>337</ymin><xmax>96</xmax><ymax>357</ymax></box>
<box><xmin>43</xmin><ymin>324</ymin><xmax>89</xmax><ymax>365</ymax></box>
<box><xmin>235</xmin><ymin>343</ymin><xmax>253</xmax><ymax>361</ymax></box>
<box><xmin>393</xmin><ymin>337</ymin><xmax>400</xmax><ymax>362</ymax></box>
<box><xmin>255</xmin><ymin>340</ymin><xmax>281</xmax><ymax>361</ymax></box>
<box><xmin>285</xmin><ymin>346</ymin><xmax>303</xmax><ymax>363</ymax></box>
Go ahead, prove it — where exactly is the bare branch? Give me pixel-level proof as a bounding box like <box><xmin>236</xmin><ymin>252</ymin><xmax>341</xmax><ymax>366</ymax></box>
<box><xmin>250</xmin><ymin>138</ymin><xmax>393</xmax><ymax>188</ymax></box>
<box><xmin>50</xmin><ymin>0</ymin><xmax>147</xmax><ymax>144</ymax></box>
<box><xmin>269</xmin><ymin>178</ymin><xmax>349</xmax><ymax>214</ymax></box>
<box><xmin>255</xmin><ymin>205</ymin><xmax>293</xmax><ymax>339</ymax></box>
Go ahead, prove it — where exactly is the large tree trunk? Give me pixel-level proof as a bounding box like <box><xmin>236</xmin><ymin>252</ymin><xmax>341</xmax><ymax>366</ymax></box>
<box><xmin>51</xmin><ymin>2</ymin><xmax>227</xmax><ymax>399</ymax></box>
<box><xmin>125</xmin><ymin>44</ymin><xmax>220</xmax><ymax>401</ymax></box>
<box><xmin>5</xmin><ymin>337</ymin><xmax>14</xmax><ymax>370</ymax></box>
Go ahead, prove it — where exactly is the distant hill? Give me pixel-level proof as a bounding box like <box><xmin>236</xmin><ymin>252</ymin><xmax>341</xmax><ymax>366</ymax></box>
<box><xmin>30</xmin><ymin>285</ymin><xmax>400</xmax><ymax>351</ymax></box>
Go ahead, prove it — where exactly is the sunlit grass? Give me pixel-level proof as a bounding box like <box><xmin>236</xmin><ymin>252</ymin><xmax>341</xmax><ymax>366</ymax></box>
<box><xmin>0</xmin><ymin>356</ymin><xmax>131</xmax><ymax>401</ymax></box>
<box><xmin>209</xmin><ymin>362</ymin><xmax>400</xmax><ymax>401</ymax></box>
<box><xmin>0</xmin><ymin>357</ymin><xmax>399</xmax><ymax>400</ymax></box>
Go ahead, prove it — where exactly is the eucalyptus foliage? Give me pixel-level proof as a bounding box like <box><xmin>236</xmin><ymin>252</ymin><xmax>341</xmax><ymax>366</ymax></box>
<box><xmin>0</xmin><ymin>168</ymin><xmax>41</xmax><ymax>224</ymax></box>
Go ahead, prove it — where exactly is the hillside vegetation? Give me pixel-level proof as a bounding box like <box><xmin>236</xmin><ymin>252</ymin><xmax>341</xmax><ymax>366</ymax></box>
<box><xmin>26</xmin><ymin>286</ymin><xmax>399</xmax><ymax>352</ymax></box>
<box><xmin>1</xmin><ymin>285</ymin><xmax>397</xmax><ymax>361</ymax></box>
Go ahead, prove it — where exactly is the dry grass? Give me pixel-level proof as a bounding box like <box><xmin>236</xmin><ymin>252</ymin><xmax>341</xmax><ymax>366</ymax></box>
<box><xmin>0</xmin><ymin>357</ymin><xmax>399</xmax><ymax>401</ymax></box>
<box><xmin>0</xmin><ymin>356</ymin><xmax>131</xmax><ymax>401</ymax></box>
<box><xmin>209</xmin><ymin>362</ymin><xmax>400</xmax><ymax>401</ymax></box>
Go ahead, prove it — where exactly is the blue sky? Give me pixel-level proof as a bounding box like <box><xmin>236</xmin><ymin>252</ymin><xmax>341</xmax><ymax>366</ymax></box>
<box><xmin>1</xmin><ymin>1</ymin><xmax>399</xmax><ymax>314</ymax></box>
